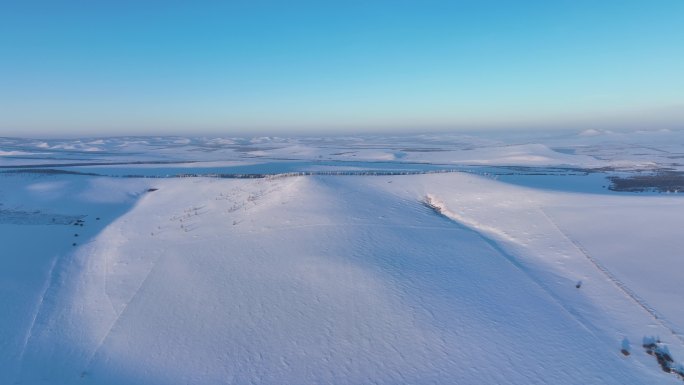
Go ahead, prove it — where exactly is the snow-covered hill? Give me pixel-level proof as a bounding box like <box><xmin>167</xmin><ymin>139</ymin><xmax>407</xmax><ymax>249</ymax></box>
<box><xmin>2</xmin><ymin>132</ymin><xmax>684</xmax><ymax>384</ymax></box>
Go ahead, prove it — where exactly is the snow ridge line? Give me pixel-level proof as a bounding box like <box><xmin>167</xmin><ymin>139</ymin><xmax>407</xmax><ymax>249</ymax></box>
<box><xmin>539</xmin><ymin>208</ymin><xmax>684</xmax><ymax>346</ymax></box>
<box><xmin>82</xmin><ymin>246</ymin><xmax>166</xmax><ymax>375</ymax></box>
<box><xmin>422</xmin><ymin>195</ymin><xmax>602</xmax><ymax>339</ymax></box>
<box><xmin>15</xmin><ymin>251</ymin><xmax>61</xmax><ymax>381</ymax></box>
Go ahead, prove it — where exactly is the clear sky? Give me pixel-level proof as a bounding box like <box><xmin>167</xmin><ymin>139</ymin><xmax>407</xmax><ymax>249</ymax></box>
<box><xmin>1</xmin><ymin>0</ymin><xmax>683</xmax><ymax>136</ymax></box>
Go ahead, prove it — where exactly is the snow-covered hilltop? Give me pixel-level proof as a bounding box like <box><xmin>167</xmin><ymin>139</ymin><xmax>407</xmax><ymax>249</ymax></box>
<box><xmin>2</xmin><ymin>130</ymin><xmax>684</xmax><ymax>384</ymax></box>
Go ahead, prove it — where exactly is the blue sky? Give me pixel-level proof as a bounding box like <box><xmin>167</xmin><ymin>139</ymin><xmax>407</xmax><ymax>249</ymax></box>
<box><xmin>1</xmin><ymin>0</ymin><xmax>683</xmax><ymax>136</ymax></box>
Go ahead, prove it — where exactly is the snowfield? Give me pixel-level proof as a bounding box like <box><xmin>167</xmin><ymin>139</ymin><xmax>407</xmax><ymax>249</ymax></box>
<box><xmin>2</xmin><ymin>131</ymin><xmax>684</xmax><ymax>384</ymax></box>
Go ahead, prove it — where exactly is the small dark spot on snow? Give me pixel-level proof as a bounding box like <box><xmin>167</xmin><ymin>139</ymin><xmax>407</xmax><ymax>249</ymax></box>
<box><xmin>147</xmin><ymin>188</ymin><xmax>159</xmax><ymax>192</ymax></box>
<box><xmin>72</xmin><ymin>242</ymin><xmax>77</xmax><ymax>246</ymax></box>
<box><xmin>621</xmin><ymin>349</ymin><xmax>630</xmax><ymax>356</ymax></box>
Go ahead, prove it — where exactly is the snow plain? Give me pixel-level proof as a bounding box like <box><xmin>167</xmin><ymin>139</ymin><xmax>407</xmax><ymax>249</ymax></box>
<box><xmin>2</xmin><ymin>130</ymin><xmax>684</xmax><ymax>384</ymax></box>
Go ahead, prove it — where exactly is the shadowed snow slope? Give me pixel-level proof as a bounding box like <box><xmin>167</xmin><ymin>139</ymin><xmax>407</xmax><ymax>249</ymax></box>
<box><xmin>0</xmin><ymin>175</ymin><xmax>153</xmax><ymax>382</ymax></box>
<box><xmin>10</xmin><ymin>174</ymin><xmax>673</xmax><ymax>384</ymax></box>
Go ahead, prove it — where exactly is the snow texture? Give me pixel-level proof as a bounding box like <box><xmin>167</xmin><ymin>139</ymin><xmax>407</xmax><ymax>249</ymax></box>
<box><xmin>2</xmin><ymin>130</ymin><xmax>684</xmax><ymax>384</ymax></box>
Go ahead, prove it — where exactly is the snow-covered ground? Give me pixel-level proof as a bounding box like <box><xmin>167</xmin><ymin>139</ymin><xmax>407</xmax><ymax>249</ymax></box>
<box><xmin>2</xmin><ymin>130</ymin><xmax>684</xmax><ymax>384</ymax></box>
<box><xmin>3</xmin><ymin>128</ymin><xmax>684</xmax><ymax>171</ymax></box>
